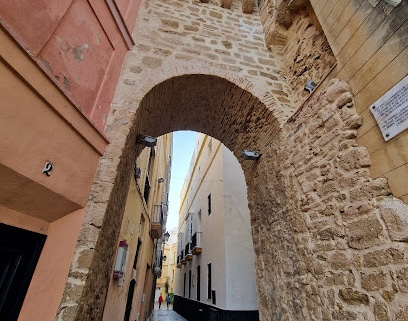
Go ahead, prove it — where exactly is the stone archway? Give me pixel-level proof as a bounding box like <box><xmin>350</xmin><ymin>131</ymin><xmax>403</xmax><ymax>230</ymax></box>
<box><xmin>57</xmin><ymin>65</ymin><xmax>284</xmax><ymax>320</ymax></box>
<box><xmin>59</xmin><ymin>65</ymin><xmax>408</xmax><ymax>321</ymax></box>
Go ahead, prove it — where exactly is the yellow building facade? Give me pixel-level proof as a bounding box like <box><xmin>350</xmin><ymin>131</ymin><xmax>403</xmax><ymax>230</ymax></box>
<box><xmin>156</xmin><ymin>227</ymin><xmax>178</xmax><ymax>297</ymax></box>
<box><xmin>102</xmin><ymin>134</ymin><xmax>173</xmax><ymax>321</ymax></box>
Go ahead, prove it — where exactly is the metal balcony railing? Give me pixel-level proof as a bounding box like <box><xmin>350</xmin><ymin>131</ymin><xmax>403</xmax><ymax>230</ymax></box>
<box><xmin>184</xmin><ymin>243</ymin><xmax>192</xmax><ymax>261</ymax></box>
<box><xmin>153</xmin><ymin>204</ymin><xmax>164</xmax><ymax>225</ymax></box>
<box><xmin>192</xmin><ymin>232</ymin><xmax>202</xmax><ymax>255</ymax></box>
<box><xmin>151</xmin><ymin>204</ymin><xmax>164</xmax><ymax>239</ymax></box>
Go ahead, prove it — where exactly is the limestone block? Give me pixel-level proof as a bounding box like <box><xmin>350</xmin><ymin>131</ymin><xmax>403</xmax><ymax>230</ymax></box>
<box><xmin>395</xmin><ymin>305</ymin><xmax>408</xmax><ymax>321</ymax></box>
<box><xmin>396</xmin><ymin>267</ymin><xmax>408</xmax><ymax>293</ymax></box>
<box><xmin>345</xmin><ymin>216</ymin><xmax>383</xmax><ymax>249</ymax></box>
<box><xmin>220</xmin><ymin>0</ymin><xmax>232</xmax><ymax>9</ymax></box>
<box><xmin>331</xmin><ymin>308</ymin><xmax>358</xmax><ymax>320</ymax></box>
<box><xmin>337</xmin><ymin>147</ymin><xmax>372</xmax><ymax>171</ymax></box>
<box><xmin>374</xmin><ymin>300</ymin><xmax>391</xmax><ymax>321</ymax></box>
<box><xmin>361</xmin><ymin>272</ymin><xmax>387</xmax><ymax>291</ymax></box>
<box><xmin>363</xmin><ymin>247</ymin><xmax>405</xmax><ymax>267</ymax></box>
<box><xmin>381</xmin><ymin>283</ymin><xmax>398</xmax><ymax>303</ymax></box>
<box><xmin>338</xmin><ymin>288</ymin><xmax>369</xmax><ymax>306</ymax></box>
<box><xmin>327</xmin><ymin>251</ymin><xmax>351</xmax><ymax>270</ymax></box>
<box><xmin>318</xmin><ymin>226</ymin><xmax>345</xmax><ymax>241</ymax></box>
<box><xmin>380</xmin><ymin>198</ymin><xmax>408</xmax><ymax>241</ymax></box>
<box><xmin>77</xmin><ymin>249</ymin><xmax>95</xmax><ymax>270</ymax></box>
<box><xmin>62</xmin><ymin>282</ymin><xmax>84</xmax><ymax>303</ymax></box>
<box><xmin>58</xmin><ymin>305</ymin><xmax>78</xmax><ymax>321</ymax></box>
<box><xmin>242</xmin><ymin>0</ymin><xmax>254</xmax><ymax>14</ymax></box>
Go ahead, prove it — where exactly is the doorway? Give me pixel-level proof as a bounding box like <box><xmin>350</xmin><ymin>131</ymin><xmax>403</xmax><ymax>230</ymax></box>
<box><xmin>124</xmin><ymin>280</ymin><xmax>136</xmax><ymax>321</ymax></box>
<box><xmin>0</xmin><ymin>223</ymin><xmax>46</xmax><ymax>321</ymax></box>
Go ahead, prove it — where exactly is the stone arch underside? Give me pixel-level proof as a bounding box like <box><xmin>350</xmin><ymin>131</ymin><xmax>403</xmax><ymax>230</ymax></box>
<box><xmin>60</xmin><ymin>67</ymin><xmax>408</xmax><ymax>321</ymax></box>
<box><xmin>135</xmin><ymin>74</ymin><xmax>282</xmax><ymax>168</ymax></box>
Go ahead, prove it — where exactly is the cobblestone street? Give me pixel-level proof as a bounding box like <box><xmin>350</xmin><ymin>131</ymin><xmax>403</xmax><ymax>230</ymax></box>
<box><xmin>150</xmin><ymin>303</ymin><xmax>187</xmax><ymax>321</ymax></box>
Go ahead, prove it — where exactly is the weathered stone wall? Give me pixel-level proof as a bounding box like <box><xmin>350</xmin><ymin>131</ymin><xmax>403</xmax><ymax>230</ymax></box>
<box><xmin>126</xmin><ymin>0</ymin><xmax>294</xmax><ymax>119</ymax></box>
<box><xmin>251</xmin><ymin>78</ymin><xmax>408</xmax><ymax>320</ymax></box>
<box><xmin>311</xmin><ymin>0</ymin><xmax>408</xmax><ymax>202</ymax></box>
<box><xmin>260</xmin><ymin>0</ymin><xmax>408</xmax><ymax>201</ymax></box>
<box><xmin>260</xmin><ymin>0</ymin><xmax>337</xmax><ymax>108</ymax></box>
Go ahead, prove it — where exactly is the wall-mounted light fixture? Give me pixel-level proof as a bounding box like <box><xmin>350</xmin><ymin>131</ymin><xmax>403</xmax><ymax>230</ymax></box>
<box><xmin>134</xmin><ymin>165</ymin><xmax>142</xmax><ymax>179</ymax></box>
<box><xmin>137</xmin><ymin>135</ymin><xmax>157</xmax><ymax>147</ymax></box>
<box><xmin>164</xmin><ymin>231</ymin><xmax>170</xmax><ymax>242</ymax></box>
<box><xmin>158</xmin><ymin>177</ymin><xmax>165</xmax><ymax>183</ymax></box>
<box><xmin>241</xmin><ymin>150</ymin><xmax>261</xmax><ymax>160</ymax></box>
<box><xmin>113</xmin><ymin>240</ymin><xmax>128</xmax><ymax>280</ymax></box>
<box><xmin>304</xmin><ymin>80</ymin><xmax>317</xmax><ymax>94</ymax></box>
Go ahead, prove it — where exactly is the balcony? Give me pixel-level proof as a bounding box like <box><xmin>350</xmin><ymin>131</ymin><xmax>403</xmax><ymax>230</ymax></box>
<box><xmin>180</xmin><ymin>250</ymin><xmax>187</xmax><ymax>265</ymax></box>
<box><xmin>153</xmin><ymin>250</ymin><xmax>163</xmax><ymax>277</ymax></box>
<box><xmin>151</xmin><ymin>204</ymin><xmax>164</xmax><ymax>239</ymax></box>
<box><xmin>176</xmin><ymin>255</ymin><xmax>182</xmax><ymax>268</ymax></box>
<box><xmin>192</xmin><ymin>232</ymin><xmax>202</xmax><ymax>255</ymax></box>
<box><xmin>184</xmin><ymin>243</ymin><xmax>193</xmax><ymax>261</ymax></box>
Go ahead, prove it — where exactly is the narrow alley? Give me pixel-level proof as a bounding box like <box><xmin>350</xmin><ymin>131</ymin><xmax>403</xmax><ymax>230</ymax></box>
<box><xmin>151</xmin><ymin>303</ymin><xmax>187</xmax><ymax>321</ymax></box>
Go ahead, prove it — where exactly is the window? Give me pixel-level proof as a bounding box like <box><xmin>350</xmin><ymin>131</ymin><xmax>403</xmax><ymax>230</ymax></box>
<box><xmin>207</xmin><ymin>194</ymin><xmax>211</xmax><ymax>215</ymax></box>
<box><xmin>143</xmin><ymin>148</ymin><xmax>154</xmax><ymax>203</ymax></box>
<box><xmin>143</xmin><ymin>176</ymin><xmax>150</xmax><ymax>203</ymax></box>
<box><xmin>183</xmin><ymin>273</ymin><xmax>186</xmax><ymax>297</ymax></box>
<box><xmin>189</xmin><ymin>214</ymin><xmax>193</xmax><ymax>240</ymax></box>
<box><xmin>188</xmin><ymin>270</ymin><xmax>192</xmax><ymax>298</ymax></box>
<box><xmin>133</xmin><ymin>238</ymin><xmax>142</xmax><ymax>269</ymax></box>
<box><xmin>183</xmin><ymin>273</ymin><xmax>187</xmax><ymax>297</ymax></box>
<box><xmin>207</xmin><ymin>263</ymin><xmax>212</xmax><ymax>300</ymax></box>
<box><xmin>197</xmin><ymin>265</ymin><xmax>201</xmax><ymax>301</ymax></box>
<box><xmin>138</xmin><ymin>218</ymin><xmax>144</xmax><ymax>236</ymax></box>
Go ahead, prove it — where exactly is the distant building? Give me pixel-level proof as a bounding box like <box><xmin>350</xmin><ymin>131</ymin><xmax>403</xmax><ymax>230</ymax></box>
<box><xmin>102</xmin><ymin>134</ymin><xmax>173</xmax><ymax>321</ymax></box>
<box><xmin>173</xmin><ymin>134</ymin><xmax>259</xmax><ymax>321</ymax></box>
<box><xmin>156</xmin><ymin>227</ymin><xmax>178</xmax><ymax>298</ymax></box>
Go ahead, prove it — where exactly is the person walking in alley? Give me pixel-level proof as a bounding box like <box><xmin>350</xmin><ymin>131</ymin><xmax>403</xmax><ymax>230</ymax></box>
<box><xmin>166</xmin><ymin>293</ymin><xmax>171</xmax><ymax>310</ymax></box>
<box><xmin>158</xmin><ymin>293</ymin><xmax>163</xmax><ymax>309</ymax></box>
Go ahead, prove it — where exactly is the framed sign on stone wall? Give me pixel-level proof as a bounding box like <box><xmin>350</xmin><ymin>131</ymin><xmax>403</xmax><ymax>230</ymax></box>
<box><xmin>370</xmin><ymin>74</ymin><xmax>408</xmax><ymax>141</ymax></box>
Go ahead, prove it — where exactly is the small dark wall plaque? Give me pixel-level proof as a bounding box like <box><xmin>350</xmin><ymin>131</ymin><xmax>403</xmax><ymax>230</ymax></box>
<box><xmin>370</xmin><ymin>75</ymin><xmax>408</xmax><ymax>141</ymax></box>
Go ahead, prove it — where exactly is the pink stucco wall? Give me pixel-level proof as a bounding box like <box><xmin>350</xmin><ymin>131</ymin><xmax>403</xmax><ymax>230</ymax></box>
<box><xmin>0</xmin><ymin>0</ymin><xmax>138</xmax><ymax>132</ymax></box>
<box><xmin>0</xmin><ymin>0</ymin><xmax>141</xmax><ymax>319</ymax></box>
<box><xmin>18</xmin><ymin>210</ymin><xmax>85</xmax><ymax>321</ymax></box>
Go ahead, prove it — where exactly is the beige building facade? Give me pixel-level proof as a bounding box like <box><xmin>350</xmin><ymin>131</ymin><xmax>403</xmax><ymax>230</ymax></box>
<box><xmin>156</xmin><ymin>228</ymin><xmax>178</xmax><ymax>297</ymax></box>
<box><xmin>102</xmin><ymin>134</ymin><xmax>173</xmax><ymax>321</ymax></box>
<box><xmin>174</xmin><ymin>133</ymin><xmax>259</xmax><ymax>321</ymax></box>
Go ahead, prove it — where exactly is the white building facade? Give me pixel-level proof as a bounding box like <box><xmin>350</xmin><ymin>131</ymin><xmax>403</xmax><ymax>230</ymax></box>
<box><xmin>173</xmin><ymin>134</ymin><xmax>259</xmax><ymax>321</ymax></box>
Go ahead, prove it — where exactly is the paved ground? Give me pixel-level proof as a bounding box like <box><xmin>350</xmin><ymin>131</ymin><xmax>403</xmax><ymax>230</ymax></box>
<box><xmin>150</xmin><ymin>303</ymin><xmax>187</xmax><ymax>321</ymax></box>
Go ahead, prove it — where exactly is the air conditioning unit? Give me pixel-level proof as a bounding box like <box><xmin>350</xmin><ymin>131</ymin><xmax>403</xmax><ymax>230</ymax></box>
<box><xmin>134</xmin><ymin>166</ymin><xmax>141</xmax><ymax>178</ymax></box>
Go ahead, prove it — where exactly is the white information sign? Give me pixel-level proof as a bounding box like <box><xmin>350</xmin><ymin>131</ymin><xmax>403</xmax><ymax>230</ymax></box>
<box><xmin>370</xmin><ymin>75</ymin><xmax>408</xmax><ymax>141</ymax></box>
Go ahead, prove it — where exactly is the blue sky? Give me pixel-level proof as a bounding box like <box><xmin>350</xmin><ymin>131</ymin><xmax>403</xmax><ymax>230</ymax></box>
<box><xmin>166</xmin><ymin>131</ymin><xmax>197</xmax><ymax>231</ymax></box>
